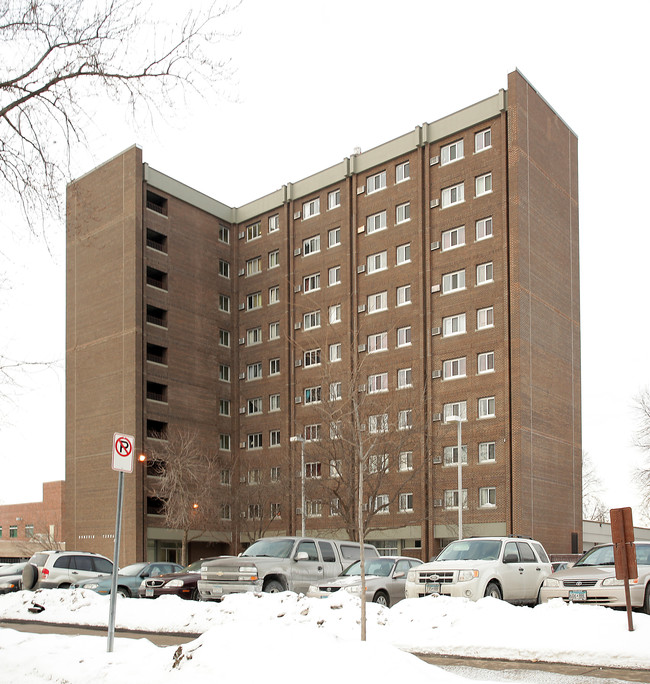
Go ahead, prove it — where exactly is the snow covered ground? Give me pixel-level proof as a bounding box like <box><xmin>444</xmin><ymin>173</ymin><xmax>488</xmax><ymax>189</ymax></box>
<box><xmin>0</xmin><ymin>589</ymin><xmax>648</xmax><ymax>683</ymax></box>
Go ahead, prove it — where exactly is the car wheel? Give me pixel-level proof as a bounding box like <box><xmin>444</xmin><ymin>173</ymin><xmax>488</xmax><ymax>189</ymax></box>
<box><xmin>21</xmin><ymin>564</ymin><xmax>39</xmax><ymax>591</ymax></box>
<box><xmin>484</xmin><ymin>581</ymin><xmax>502</xmax><ymax>600</ymax></box>
<box><xmin>263</xmin><ymin>579</ymin><xmax>284</xmax><ymax>593</ymax></box>
<box><xmin>190</xmin><ymin>587</ymin><xmax>200</xmax><ymax>601</ymax></box>
<box><xmin>117</xmin><ymin>587</ymin><xmax>131</xmax><ymax>598</ymax></box>
<box><xmin>373</xmin><ymin>591</ymin><xmax>390</xmax><ymax>607</ymax></box>
<box><xmin>644</xmin><ymin>584</ymin><xmax>650</xmax><ymax>615</ymax></box>
<box><xmin>58</xmin><ymin>583</ymin><xmax>71</xmax><ymax>589</ymax></box>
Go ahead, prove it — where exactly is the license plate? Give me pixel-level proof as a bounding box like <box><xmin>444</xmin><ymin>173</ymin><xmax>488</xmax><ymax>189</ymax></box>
<box><xmin>425</xmin><ymin>582</ymin><xmax>441</xmax><ymax>594</ymax></box>
<box><xmin>568</xmin><ymin>590</ymin><xmax>587</xmax><ymax>602</ymax></box>
<box><xmin>212</xmin><ymin>586</ymin><xmax>223</xmax><ymax>594</ymax></box>
<box><xmin>146</xmin><ymin>588</ymin><xmax>154</xmax><ymax>597</ymax></box>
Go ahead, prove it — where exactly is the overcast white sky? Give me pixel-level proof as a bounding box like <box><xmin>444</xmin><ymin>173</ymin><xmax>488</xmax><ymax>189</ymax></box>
<box><xmin>1</xmin><ymin>0</ymin><xmax>649</xmax><ymax>525</ymax></box>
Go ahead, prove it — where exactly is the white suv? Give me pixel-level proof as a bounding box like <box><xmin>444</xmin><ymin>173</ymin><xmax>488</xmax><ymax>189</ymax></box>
<box><xmin>22</xmin><ymin>550</ymin><xmax>113</xmax><ymax>590</ymax></box>
<box><xmin>405</xmin><ymin>536</ymin><xmax>552</xmax><ymax>605</ymax></box>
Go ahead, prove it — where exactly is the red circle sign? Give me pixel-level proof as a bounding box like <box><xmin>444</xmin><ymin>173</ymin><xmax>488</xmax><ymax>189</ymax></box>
<box><xmin>115</xmin><ymin>436</ymin><xmax>132</xmax><ymax>457</ymax></box>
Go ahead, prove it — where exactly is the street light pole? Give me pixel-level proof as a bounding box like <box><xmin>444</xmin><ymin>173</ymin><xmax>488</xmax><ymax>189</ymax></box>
<box><xmin>449</xmin><ymin>416</ymin><xmax>464</xmax><ymax>540</ymax></box>
<box><xmin>290</xmin><ymin>435</ymin><xmax>306</xmax><ymax>537</ymax></box>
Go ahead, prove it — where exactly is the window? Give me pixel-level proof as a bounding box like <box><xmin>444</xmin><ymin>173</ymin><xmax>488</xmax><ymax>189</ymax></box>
<box><xmin>305</xmin><ymin>424</ymin><xmax>321</xmax><ymax>441</ymax></box>
<box><xmin>443</xmin><ymin>357</ymin><xmax>466</xmax><ymax>380</ymax></box>
<box><xmin>369</xmin><ymin>414</ymin><xmax>388</xmax><ymax>434</ymax></box>
<box><xmin>270</xmin><ymin>503</ymin><xmax>281</xmax><ymax>518</ymax></box>
<box><xmin>9</xmin><ymin>525</ymin><xmax>17</xmax><ymax>538</ymax></box>
<box><xmin>476</xmin><ymin>173</ymin><xmax>492</xmax><ymax>196</ymax></box>
<box><xmin>268</xmin><ymin>214</ymin><xmax>279</xmax><ymax>233</ymax></box>
<box><xmin>477</xmin><ymin>306</ymin><xmax>494</xmax><ymax>330</ymax></box>
<box><xmin>479</xmin><ymin>442</ymin><xmax>496</xmax><ymax>463</ymax></box>
<box><xmin>270</xmin><ymin>430</ymin><xmax>281</xmax><ymax>447</ymax></box>
<box><xmin>219</xmin><ymin>225</ymin><xmax>230</xmax><ymax>244</ymax></box>
<box><xmin>219</xmin><ymin>294</ymin><xmax>230</xmax><ymax>313</ymax></box>
<box><xmin>220</xmin><ymin>469</ymin><xmax>231</xmax><ymax>486</ymax></box>
<box><xmin>303</xmin><ymin>234</ymin><xmax>321</xmax><ymax>255</ymax></box>
<box><xmin>367</xmin><ymin>250</ymin><xmax>387</xmax><ymax>274</ymax></box>
<box><xmin>305</xmin><ymin>462</ymin><xmax>322</xmax><ymax>478</ymax></box>
<box><xmin>396</xmin><ymin>243</ymin><xmax>410</xmax><ymax>265</ymax></box>
<box><xmin>441</xmin><ymin>139</ymin><xmax>464</xmax><ymax>165</ymax></box>
<box><xmin>269</xmin><ymin>358</ymin><xmax>280</xmax><ymax>375</ymax></box>
<box><xmin>303</xmin><ymin>197</ymin><xmax>320</xmax><ymax>219</ymax></box>
<box><xmin>367</xmin><ymin>210</ymin><xmax>387</xmax><ymax>234</ymax></box>
<box><xmin>269</xmin><ymin>394</ymin><xmax>280</xmax><ymax>412</ymax></box>
<box><xmin>329</xmin><ymin>304</ymin><xmax>342</xmax><ymax>324</ymax></box>
<box><xmin>268</xmin><ymin>285</ymin><xmax>280</xmax><ymax>304</ymax></box>
<box><xmin>219</xmin><ymin>259</ymin><xmax>230</xmax><ymax>278</ymax></box>
<box><xmin>479</xmin><ymin>487</ymin><xmax>496</xmax><ymax>507</ymax></box>
<box><xmin>246</xmin><ymin>256</ymin><xmax>261</xmax><ymax>276</ymax></box>
<box><xmin>367</xmin><ymin>170</ymin><xmax>386</xmax><ymax>194</ymax></box>
<box><xmin>444</xmin><ymin>401</ymin><xmax>467</xmax><ymax>422</ymax></box>
<box><xmin>442</xmin><ymin>269</ymin><xmax>465</xmax><ymax>294</ymax></box>
<box><xmin>248</xmin><ymin>397</ymin><xmax>263</xmax><ymax>415</ymax></box>
<box><xmin>269</xmin><ymin>250</ymin><xmax>280</xmax><ymax>268</ymax></box>
<box><xmin>303</xmin><ymin>272</ymin><xmax>320</xmax><ymax>292</ymax></box>
<box><xmin>374</xmin><ymin>494</ymin><xmax>389</xmax><ymax>514</ymax></box>
<box><xmin>397</xmin><ymin>368</ymin><xmax>412</xmax><ymax>389</ymax></box>
<box><xmin>475</xmin><ymin>128</ymin><xmax>491</xmax><ymax>152</ymax></box>
<box><xmin>476</xmin><ymin>216</ymin><xmax>493</xmax><ymax>241</ymax></box>
<box><xmin>248</xmin><ymin>504</ymin><xmax>262</xmax><ymax>518</ymax></box>
<box><xmin>396</xmin><ymin>160</ymin><xmax>410</xmax><ymax>183</ymax></box>
<box><xmin>328</xmin><ymin>227</ymin><xmax>341</xmax><ymax>247</ymax></box>
<box><xmin>304</xmin><ymin>310</ymin><xmax>321</xmax><ymax>330</ymax></box>
<box><xmin>219</xmin><ymin>329</ymin><xmax>230</xmax><ymax>347</ymax></box>
<box><xmin>399</xmin><ymin>451</ymin><xmax>413</xmax><ymax>471</ymax></box>
<box><xmin>269</xmin><ymin>321</ymin><xmax>280</xmax><ymax>340</ymax></box>
<box><xmin>444</xmin><ymin>489</ymin><xmax>467</xmax><ymax>509</ymax></box>
<box><xmin>329</xmin><ymin>343</ymin><xmax>342</xmax><ymax>362</ymax></box>
<box><xmin>329</xmin><ymin>459</ymin><xmax>341</xmax><ymax>478</ymax></box>
<box><xmin>399</xmin><ymin>493</ymin><xmax>414</xmax><ymax>512</ymax></box>
<box><xmin>478</xmin><ymin>396</ymin><xmax>496</xmax><ymax>419</ymax></box>
<box><xmin>367</xmin><ymin>291</ymin><xmax>387</xmax><ymax>313</ymax></box>
<box><xmin>270</xmin><ymin>466</ymin><xmax>281</xmax><ymax>482</ymax></box>
<box><xmin>478</xmin><ymin>351</ymin><xmax>495</xmax><ymax>374</ymax></box>
<box><xmin>330</xmin><ymin>498</ymin><xmax>340</xmax><ymax>516</ymax></box>
<box><xmin>247</xmin><ymin>222</ymin><xmax>261</xmax><ymax>241</ymax></box>
<box><xmin>329</xmin><ymin>382</ymin><xmax>342</xmax><ymax>401</ymax></box>
<box><xmin>247</xmin><ymin>292</ymin><xmax>262</xmax><ymax>310</ymax></box>
<box><xmin>219</xmin><ymin>399</ymin><xmax>231</xmax><ymax>416</ymax></box>
<box><xmin>247</xmin><ymin>327</ymin><xmax>262</xmax><ymax>346</ymax></box>
<box><xmin>304</xmin><ymin>348</ymin><xmax>321</xmax><ymax>367</ymax></box>
<box><xmin>368</xmin><ymin>331</ymin><xmax>388</xmax><ymax>353</ymax></box>
<box><xmin>328</xmin><ymin>189</ymin><xmax>341</xmax><ymax>209</ymax></box>
<box><xmin>304</xmin><ymin>386</ymin><xmax>322</xmax><ymax>404</ymax></box>
<box><xmin>219</xmin><ymin>434</ymin><xmax>231</xmax><ymax>451</ymax></box>
<box><xmin>219</xmin><ymin>364</ymin><xmax>231</xmax><ymax>382</ymax></box>
<box><xmin>330</xmin><ymin>421</ymin><xmax>342</xmax><ymax>440</ymax></box>
<box><xmin>396</xmin><ymin>284</ymin><xmax>411</xmax><ymax>306</ymax></box>
<box><xmin>398</xmin><ymin>409</ymin><xmax>413</xmax><ymax>430</ymax></box>
<box><xmin>221</xmin><ymin>504</ymin><xmax>232</xmax><ymax>520</ymax></box>
<box><xmin>306</xmin><ymin>500</ymin><xmax>322</xmax><ymax>517</ymax></box>
<box><xmin>444</xmin><ymin>445</ymin><xmax>468</xmax><ymax>465</ymax></box>
<box><xmin>443</xmin><ymin>313</ymin><xmax>466</xmax><ymax>337</ymax></box>
<box><xmin>442</xmin><ymin>225</ymin><xmax>465</xmax><ymax>251</ymax></box>
<box><xmin>328</xmin><ymin>265</ymin><xmax>341</xmax><ymax>286</ymax></box>
<box><xmin>477</xmin><ymin>262</ymin><xmax>493</xmax><ymax>285</ymax></box>
<box><xmin>396</xmin><ymin>202</ymin><xmax>410</xmax><ymax>224</ymax></box>
<box><xmin>248</xmin><ymin>434</ymin><xmax>263</xmax><ymax>450</ymax></box>
<box><xmin>397</xmin><ymin>326</ymin><xmax>411</xmax><ymax>347</ymax></box>
<box><xmin>441</xmin><ymin>182</ymin><xmax>464</xmax><ymax>208</ymax></box>
<box><xmin>247</xmin><ymin>362</ymin><xmax>263</xmax><ymax>381</ymax></box>
<box><xmin>368</xmin><ymin>372</ymin><xmax>388</xmax><ymax>394</ymax></box>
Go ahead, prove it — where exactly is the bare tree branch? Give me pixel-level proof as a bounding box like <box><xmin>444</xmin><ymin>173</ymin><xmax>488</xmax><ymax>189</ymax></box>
<box><xmin>634</xmin><ymin>389</ymin><xmax>650</xmax><ymax>516</ymax></box>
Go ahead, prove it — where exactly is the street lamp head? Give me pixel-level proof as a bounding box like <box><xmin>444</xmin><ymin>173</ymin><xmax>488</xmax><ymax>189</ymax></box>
<box><xmin>290</xmin><ymin>435</ymin><xmax>305</xmax><ymax>443</ymax></box>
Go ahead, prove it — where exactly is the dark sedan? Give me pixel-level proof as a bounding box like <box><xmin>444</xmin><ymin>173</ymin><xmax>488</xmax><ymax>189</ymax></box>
<box><xmin>138</xmin><ymin>557</ymin><xmax>225</xmax><ymax>600</ymax></box>
<box><xmin>0</xmin><ymin>562</ymin><xmax>27</xmax><ymax>594</ymax></box>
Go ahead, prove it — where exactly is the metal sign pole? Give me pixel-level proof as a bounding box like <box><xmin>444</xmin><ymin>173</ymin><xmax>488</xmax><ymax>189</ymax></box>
<box><xmin>107</xmin><ymin>470</ymin><xmax>125</xmax><ymax>652</ymax></box>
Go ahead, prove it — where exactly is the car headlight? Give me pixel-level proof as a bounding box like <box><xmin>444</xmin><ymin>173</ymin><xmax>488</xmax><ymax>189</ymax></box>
<box><xmin>165</xmin><ymin>579</ymin><xmax>184</xmax><ymax>587</ymax></box>
<box><xmin>344</xmin><ymin>584</ymin><xmax>363</xmax><ymax>594</ymax></box>
<box><xmin>602</xmin><ymin>577</ymin><xmax>624</xmax><ymax>587</ymax></box>
<box><xmin>543</xmin><ymin>577</ymin><xmax>561</xmax><ymax>587</ymax></box>
<box><xmin>83</xmin><ymin>583</ymin><xmax>99</xmax><ymax>590</ymax></box>
<box><xmin>0</xmin><ymin>581</ymin><xmax>16</xmax><ymax>590</ymax></box>
<box><xmin>308</xmin><ymin>585</ymin><xmax>318</xmax><ymax>593</ymax></box>
<box><xmin>458</xmin><ymin>570</ymin><xmax>479</xmax><ymax>582</ymax></box>
<box><xmin>407</xmin><ymin>570</ymin><xmax>417</xmax><ymax>582</ymax></box>
<box><xmin>238</xmin><ymin>566</ymin><xmax>257</xmax><ymax>573</ymax></box>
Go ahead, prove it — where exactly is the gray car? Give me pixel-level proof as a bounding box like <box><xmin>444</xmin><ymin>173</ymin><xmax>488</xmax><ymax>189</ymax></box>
<box><xmin>307</xmin><ymin>556</ymin><xmax>423</xmax><ymax>607</ymax></box>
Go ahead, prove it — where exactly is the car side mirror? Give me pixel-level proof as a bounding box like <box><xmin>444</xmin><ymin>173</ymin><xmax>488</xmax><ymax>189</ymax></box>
<box><xmin>294</xmin><ymin>551</ymin><xmax>309</xmax><ymax>562</ymax></box>
<box><xmin>503</xmin><ymin>553</ymin><xmax>518</xmax><ymax>564</ymax></box>
<box><xmin>140</xmin><ymin>571</ymin><xmax>150</xmax><ymax>578</ymax></box>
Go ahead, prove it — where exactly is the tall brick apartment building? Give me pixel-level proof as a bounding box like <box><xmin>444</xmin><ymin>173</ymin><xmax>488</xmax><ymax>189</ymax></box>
<box><xmin>65</xmin><ymin>71</ymin><xmax>581</xmax><ymax>565</ymax></box>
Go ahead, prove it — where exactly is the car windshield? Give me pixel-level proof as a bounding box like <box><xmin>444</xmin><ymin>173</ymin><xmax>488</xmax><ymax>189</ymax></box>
<box><xmin>119</xmin><ymin>562</ymin><xmax>149</xmax><ymax>576</ymax></box>
<box><xmin>436</xmin><ymin>539</ymin><xmax>502</xmax><ymax>561</ymax></box>
<box><xmin>0</xmin><ymin>562</ymin><xmax>26</xmax><ymax>576</ymax></box>
<box><xmin>184</xmin><ymin>559</ymin><xmax>206</xmax><ymax>573</ymax></box>
<box><xmin>342</xmin><ymin>559</ymin><xmax>395</xmax><ymax>577</ymax></box>
<box><xmin>241</xmin><ymin>539</ymin><xmax>295</xmax><ymax>559</ymax></box>
<box><xmin>575</xmin><ymin>544</ymin><xmax>650</xmax><ymax>567</ymax></box>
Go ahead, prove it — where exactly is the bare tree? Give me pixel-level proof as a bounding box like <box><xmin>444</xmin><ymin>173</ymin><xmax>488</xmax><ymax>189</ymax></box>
<box><xmin>0</xmin><ymin>0</ymin><xmax>234</xmax><ymax>230</ymax></box>
<box><xmin>149</xmin><ymin>427</ymin><xmax>227</xmax><ymax>566</ymax></box>
<box><xmin>582</xmin><ymin>452</ymin><xmax>609</xmax><ymax>522</ymax></box>
<box><xmin>233</xmin><ymin>473</ymin><xmax>285</xmax><ymax>547</ymax></box>
<box><xmin>634</xmin><ymin>389</ymin><xmax>650</xmax><ymax>516</ymax></box>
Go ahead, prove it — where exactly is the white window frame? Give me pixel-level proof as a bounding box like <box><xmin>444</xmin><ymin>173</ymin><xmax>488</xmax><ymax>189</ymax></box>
<box><xmin>478</xmin><ymin>351</ymin><xmax>495</xmax><ymax>374</ymax></box>
<box><xmin>396</xmin><ymin>160</ymin><xmax>410</xmax><ymax>183</ymax></box>
<box><xmin>219</xmin><ymin>399</ymin><xmax>230</xmax><ymax>416</ymax></box>
<box><xmin>374</xmin><ymin>494</ymin><xmax>390</xmax><ymax>514</ymax></box>
<box><xmin>246</xmin><ymin>256</ymin><xmax>262</xmax><ymax>277</ymax></box>
<box><xmin>248</xmin><ymin>434</ymin><xmax>263</xmax><ymax>451</ymax></box>
<box><xmin>444</xmin><ymin>489</ymin><xmax>468</xmax><ymax>510</ymax></box>
<box><xmin>302</xmin><ymin>197</ymin><xmax>320</xmax><ymax>220</ymax></box>
<box><xmin>396</xmin><ymin>284</ymin><xmax>411</xmax><ymax>307</ymax></box>
<box><xmin>443</xmin><ymin>357</ymin><xmax>466</xmax><ymax>380</ymax></box>
<box><xmin>443</xmin><ymin>445</ymin><xmax>468</xmax><ymax>466</ymax></box>
<box><xmin>329</xmin><ymin>382</ymin><xmax>342</xmax><ymax>402</ymax></box>
<box><xmin>247</xmin><ymin>292</ymin><xmax>262</xmax><ymax>311</ymax></box>
<box><xmin>441</xmin><ymin>182</ymin><xmax>465</xmax><ymax>208</ymax></box>
<box><xmin>328</xmin><ymin>265</ymin><xmax>341</xmax><ymax>286</ymax></box>
<box><xmin>399</xmin><ymin>493</ymin><xmax>414</xmax><ymax>513</ymax></box>
<box><xmin>476</xmin><ymin>173</ymin><xmax>492</xmax><ymax>197</ymax></box>
<box><xmin>397</xmin><ymin>326</ymin><xmax>411</xmax><ymax>348</ymax></box>
<box><xmin>479</xmin><ymin>441</ymin><xmax>496</xmax><ymax>463</ymax></box>
<box><xmin>303</xmin><ymin>272</ymin><xmax>320</xmax><ymax>293</ymax></box>
<box><xmin>303</xmin><ymin>310</ymin><xmax>321</xmax><ymax>330</ymax></box>
<box><xmin>246</xmin><ymin>327</ymin><xmax>262</xmax><ymax>346</ymax></box>
<box><xmin>328</xmin><ymin>227</ymin><xmax>341</xmax><ymax>247</ymax></box>
<box><xmin>269</xmin><ymin>358</ymin><xmax>280</xmax><ymax>376</ymax></box>
<box><xmin>399</xmin><ymin>451</ymin><xmax>413</xmax><ymax>471</ymax></box>
<box><xmin>303</xmin><ymin>234</ymin><xmax>321</xmax><ymax>256</ymax></box>
<box><xmin>367</xmin><ymin>291</ymin><xmax>388</xmax><ymax>313</ymax></box>
<box><xmin>395</xmin><ymin>202</ymin><xmax>410</xmax><ymax>225</ymax></box>
<box><xmin>442</xmin><ymin>269</ymin><xmax>466</xmax><ymax>294</ymax></box>
<box><xmin>268</xmin><ymin>214</ymin><xmax>279</xmax><ymax>233</ymax></box>
<box><xmin>368</xmin><ymin>372</ymin><xmax>388</xmax><ymax>394</ymax></box>
<box><xmin>477</xmin><ymin>306</ymin><xmax>494</xmax><ymax>330</ymax></box>
<box><xmin>367</xmin><ymin>211</ymin><xmax>387</xmax><ymax>234</ymax></box>
<box><xmin>441</xmin><ymin>139</ymin><xmax>464</xmax><ymax>166</ymax></box>
<box><xmin>269</xmin><ymin>394</ymin><xmax>280</xmax><ymax>412</ymax></box>
<box><xmin>367</xmin><ymin>251</ymin><xmax>388</xmax><ymax>274</ymax></box>
<box><xmin>478</xmin><ymin>396</ymin><xmax>496</xmax><ymax>419</ymax></box>
<box><xmin>305</xmin><ymin>500</ymin><xmax>322</xmax><ymax>518</ymax></box>
<box><xmin>369</xmin><ymin>414</ymin><xmax>388</xmax><ymax>434</ymax></box>
<box><xmin>246</xmin><ymin>222</ymin><xmax>261</xmax><ymax>242</ymax></box>
<box><xmin>396</xmin><ymin>243</ymin><xmax>411</xmax><ymax>265</ymax></box>
<box><xmin>476</xmin><ymin>262</ymin><xmax>494</xmax><ymax>285</ymax></box>
<box><xmin>219</xmin><ymin>294</ymin><xmax>230</xmax><ymax>313</ymax></box>
<box><xmin>219</xmin><ymin>364</ymin><xmax>230</xmax><ymax>382</ymax></box>
<box><xmin>268</xmin><ymin>285</ymin><xmax>280</xmax><ymax>304</ymax></box>
<box><xmin>219</xmin><ymin>225</ymin><xmax>230</xmax><ymax>244</ymax></box>
<box><xmin>442</xmin><ymin>225</ymin><xmax>465</xmax><ymax>251</ymax></box>
<box><xmin>304</xmin><ymin>348</ymin><xmax>321</xmax><ymax>367</ymax></box>
<box><xmin>443</xmin><ymin>313</ymin><xmax>466</xmax><ymax>337</ymax></box>
<box><xmin>329</xmin><ymin>304</ymin><xmax>342</xmax><ymax>324</ymax></box>
<box><xmin>479</xmin><ymin>486</ymin><xmax>496</xmax><ymax>508</ymax></box>
<box><xmin>219</xmin><ymin>434</ymin><xmax>231</xmax><ymax>451</ymax></box>
<box><xmin>219</xmin><ymin>329</ymin><xmax>230</xmax><ymax>347</ymax></box>
<box><xmin>398</xmin><ymin>409</ymin><xmax>413</xmax><ymax>430</ymax></box>
<box><xmin>329</xmin><ymin>343</ymin><xmax>342</xmax><ymax>362</ymax></box>
<box><xmin>305</xmin><ymin>424</ymin><xmax>321</xmax><ymax>442</ymax></box>
<box><xmin>367</xmin><ymin>331</ymin><xmax>388</xmax><ymax>353</ymax></box>
<box><xmin>444</xmin><ymin>401</ymin><xmax>467</xmax><ymax>422</ymax></box>
<box><xmin>247</xmin><ymin>362</ymin><xmax>262</xmax><ymax>381</ymax></box>
<box><xmin>367</xmin><ymin>170</ymin><xmax>387</xmax><ymax>194</ymax></box>
<box><xmin>397</xmin><ymin>368</ymin><xmax>412</xmax><ymax>389</ymax></box>
<box><xmin>248</xmin><ymin>397</ymin><xmax>263</xmax><ymax>415</ymax></box>
<box><xmin>476</xmin><ymin>216</ymin><xmax>493</xmax><ymax>241</ymax></box>
<box><xmin>219</xmin><ymin>259</ymin><xmax>230</xmax><ymax>278</ymax></box>
<box><xmin>269</xmin><ymin>321</ymin><xmax>280</xmax><ymax>340</ymax></box>
<box><xmin>328</xmin><ymin>189</ymin><xmax>341</xmax><ymax>210</ymax></box>
<box><xmin>304</xmin><ymin>386</ymin><xmax>322</xmax><ymax>404</ymax></box>
<box><xmin>475</xmin><ymin>128</ymin><xmax>492</xmax><ymax>153</ymax></box>
<box><xmin>268</xmin><ymin>250</ymin><xmax>280</xmax><ymax>268</ymax></box>
<box><xmin>368</xmin><ymin>453</ymin><xmax>389</xmax><ymax>474</ymax></box>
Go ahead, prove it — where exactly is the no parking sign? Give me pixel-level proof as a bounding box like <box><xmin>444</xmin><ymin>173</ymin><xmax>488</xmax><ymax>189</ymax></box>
<box><xmin>112</xmin><ymin>432</ymin><xmax>135</xmax><ymax>473</ymax></box>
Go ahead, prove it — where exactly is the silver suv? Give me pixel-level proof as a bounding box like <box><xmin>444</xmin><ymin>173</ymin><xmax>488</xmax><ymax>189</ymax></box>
<box><xmin>22</xmin><ymin>550</ymin><xmax>113</xmax><ymax>590</ymax></box>
<box><xmin>405</xmin><ymin>536</ymin><xmax>552</xmax><ymax>605</ymax></box>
